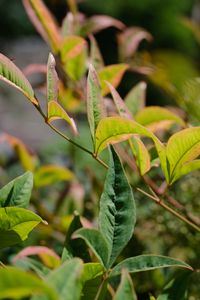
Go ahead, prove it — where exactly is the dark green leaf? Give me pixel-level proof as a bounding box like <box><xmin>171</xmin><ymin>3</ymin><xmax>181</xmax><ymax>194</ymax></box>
<box><xmin>114</xmin><ymin>269</ymin><xmax>137</xmax><ymax>300</ymax></box>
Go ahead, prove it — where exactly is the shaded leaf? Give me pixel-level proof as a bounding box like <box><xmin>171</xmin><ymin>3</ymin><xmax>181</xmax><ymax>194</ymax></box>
<box><xmin>47</xmin><ymin>100</ymin><xmax>78</xmax><ymax>134</ymax></box>
<box><xmin>110</xmin><ymin>255</ymin><xmax>193</xmax><ymax>277</ymax></box>
<box><xmin>0</xmin><ymin>207</ymin><xmax>44</xmax><ymax>249</ymax></box>
<box><xmin>47</xmin><ymin>53</ymin><xmax>59</xmax><ymax>103</ymax></box>
<box><xmin>0</xmin><ymin>172</ymin><xmax>33</xmax><ymax>208</ymax></box>
<box><xmin>135</xmin><ymin>106</ymin><xmax>185</xmax><ymax>131</ymax></box>
<box><xmin>125</xmin><ymin>81</ymin><xmax>146</xmax><ymax>116</ymax></box>
<box><xmin>98</xmin><ymin>64</ymin><xmax>129</xmax><ymax>96</ymax></box>
<box><xmin>82</xmin><ymin>263</ymin><xmax>104</xmax><ymax>284</ymax></box>
<box><xmin>87</xmin><ymin>64</ymin><xmax>104</xmax><ymax>141</ymax></box>
<box><xmin>166</xmin><ymin>127</ymin><xmax>200</xmax><ymax>184</ymax></box>
<box><xmin>99</xmin><ymin>147</ymin><xmax>136</xmax><ymax>268</ymax></box>
<box><xmin>0</xmin><ymin>267</ymin><xmax>56</xmax><ymax>300</ymax></box>
<box><xmin>61</xmin><ymin>12</ymin><xmax>75</xmax><ymax>37</ymax></box>
<box><xmin>89</xmin><ymin>35</ymin><xmax>104</xmax><ymax>70</ymax></box>
<box><xmin>14</xmin><ymin>257</ymin><xmax>51</xmax><ymax>278</ymax></box>
<box><xmin>0</xmin><ymin>53</ymin><xmax>37</xmax><ymax>105</ymax></box>
<box><xmin>27</xmin><ymin>0</ymin><xmax>61</xmax><ymax>53</ymax></box>
<box><xmin>34</xmin><ymin>165</ymin><xmax>74</xmax><ymax>188</ymax></box>
<box><xmin>114</xmin><ymin>269</ymin><xmax>137</xmax><ymax>300</ymax></box>
<box><xmin>73</xmin><ymin>228</ymin><xmax>109</xmax><ymax>268</ymax></box>
<box><xmin>61</xmin><ymin>35</ymin><xmax>87</xmax><ymax>80</ymax></box>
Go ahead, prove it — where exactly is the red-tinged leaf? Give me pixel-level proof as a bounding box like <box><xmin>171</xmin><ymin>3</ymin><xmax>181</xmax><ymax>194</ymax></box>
<box><xmin>87</xmin><ymin>64</ymin><xmax>105</xmax><ymax>141</ymax></box>
<box><xmin>61</xmin><ymin>36</ymin><xmax>87</xmax><ymax>80</ymax></box>
<box><xmin>47</xmin><ymin>53</ymin><xmax>59</xmax><ymax>103</ymax></box>
<box><xmin>26</xmin><ymin>0</ymin><xmax>61</xmax><ymax>53</ymax></box>
<box><xmin>47</xmin><ymin>100</ymin><xmax>78</xmax><ymax>135</ymax></box>
<box><xmin>23</xmin><ymin>64</ymin><xmax>47</xmax><ymax>76</ymax></box>
<box><xmin>13</xmin><ymin>246</ymin><xmax>61</xmax><ymax>269</ymax></box>
<box><xmin>89</xmin><ymin>35</ymin><xmax>104</xmax><ymax>70</ymax></box>
<box><xmin>84</xmin><ymin>15</ymin><xmax>125</xmax><ymax>35</ymax></box>
<box><xmin>118</xmin><ymin>27</ymin><xmax>152</xmax><ymax>59</ymax></box>
<box><xmin>61</xmin><ymin>12</ymin><xmax>75</xmax><ymax>37</ymax></box>
<box><xmin>98</xmin><ymin>64</ymin><xmax>129</xmax><ymax>96</ymax></box>
<box><xmin>0</xmin><ymin>53</ymin><xmax>38</xmax><ymax>105</ymax></box>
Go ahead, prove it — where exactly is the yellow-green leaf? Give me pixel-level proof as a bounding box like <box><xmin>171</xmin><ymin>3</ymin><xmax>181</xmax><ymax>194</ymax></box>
<box><xmin>0</xmin><ymin>53</ymin><xmax>37</xmax><ymax>105</ymax></box>
<box><xmin>47</xmin><ymin>100</ymin><xmax>78</xmax><ymax>134</ymax></box>
<box><xmin>47</xmin><ymin>53</ymin><xmax>59</xmax><ymax>103</ymax></box>
<box><xmin>34</xmin><ymin>165</ymin><xmax>74</xmax><ymax>188</ymax></box>
<box><xmin>61</xmin><ymin>36</ymin><xmax>87</xmax><ymax>80</ymax></box>
<box><xmin>124</xmin><ymin>81</ymin><xmax>146</xmax><ymax>116</ymax></box>
<box><xmin>135</xmin><ymin>106</ymin><xmax>185</xmax><ymax>131</ymax></box>
<box><xmin>98</xmin><ymin>64</ymin><xmax>129</xmax><ymax>96</ymax></box>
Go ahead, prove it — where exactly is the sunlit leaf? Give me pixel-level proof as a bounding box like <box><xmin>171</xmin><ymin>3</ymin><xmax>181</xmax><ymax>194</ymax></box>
<box><xmin>82</xmin><ymin>263</ymin><xmax>104</xmax><ymax>284</ymax></box>
<box><xmin>87</xmin><ymin>64</ymin><xmax>104</xmax><ymax>141</ymax></box>
<box><xmin>124</xmin><ymin>81</ymin><xmax>146</xmax><ymax>116</ymax></box>
<box><xmin>34</xmin><ymin>165</ymin><xmax>74</xmax><ymax>188</ymax></box>
<box><xmin>129</xmin><ymin>137</ymin><xmax>151</xmax><ymax>175</ymax></box>
<box><xmin>47</xmin><ymin>53</ymin><xmax>59</xmax><ymax>103</ymax></box>
<box><xmin>47</xmin><ymin>100</ymin><xmax>78</xmax><ymax>134</ymax></box>
<box><xmin>0</xmin><ymin>267</ymin><xmax>56</xmax><ymax>300</ymax></box>
<box><xmin>166</xmin><ymin>127</ymin><xmax>200</xmax><ymax>184</ymax></box>
<box><xmin>0</xmin><ymin>207</ymin><xmax>44</xmax><ymax>249</ymax></box>
<box><xmin>61</xmin><ymin>36</ymin><xmax>87</xmax><ymax>80</ymax></box>
<box><xmin>99</xmin><ymin>147</ymin><xmax>136</xmax><ymax>268</ymax></box>
<box><xmin>26</xmin><ymin>0</ymin><xmax>61</xmax><ymax>53</ymax></box>
<box><xmin>114</xmin><ymin>269</ymin><xmax>137</xmax><ymax>300</ymax></box>
<box><xmin>110</xmin><ymin>255</ymin><xmax>193</xmax><ymax>277</ymax></box>
<box><xmin>98</xmin><ymin>64</ymin><xmax>129</xmax><ymax>96</ymax></box>
<box><xmin>0</xmin><ymin>53</ymin><xmax>37</xmax><ymax>105</ymax></box>
<box><xmin>0</xmin><ymin>171</ymin><xmax>33</xmax><ymax>208</ymax></box>
<box><xmin>135</xmin><ymin>106</ymin><xmax>185</xmax><ymax>131</ymax></box>
<box><xmin>73</xmin><ymin>228</ymin><xmax>109</xmax><ymax>268</ymax></box>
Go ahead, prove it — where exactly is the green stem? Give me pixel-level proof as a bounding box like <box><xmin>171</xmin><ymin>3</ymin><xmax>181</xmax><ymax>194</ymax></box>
<box><xmin>137</xmin><ymin>188</ymin><xmax>200</xmax><ymax>233</ymax></box>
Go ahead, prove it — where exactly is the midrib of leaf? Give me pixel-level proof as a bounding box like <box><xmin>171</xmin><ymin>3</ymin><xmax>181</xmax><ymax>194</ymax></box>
<box><xmin>96</xmin><ymin>133</ymin><xmax>133</xmax><ymax>154</ymax></box>
<box><xmin>169</xmin><ymin>139</ymin><xmax>200</xmax><ymax>182</ymax></box>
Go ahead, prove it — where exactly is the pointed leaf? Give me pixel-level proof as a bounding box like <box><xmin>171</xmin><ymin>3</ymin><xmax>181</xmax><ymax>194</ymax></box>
<box><xmin>135</xmin><ymin>106</ymin><xmax>185</xmax><ymax>131</ymax></box>
<box><xmin>110</xmin><ymin>255</ymin><xmax>193</xmax><ymax>277</ymax></box>
<box><xmin>47</xmin><ymin>53</ymin><xmax>59</xmax><ymax>103</ymax></box>
<box><xmin>171</xmin><ymin>159</ymin><xmax>200</xmax><ymax>183</ymax></box>
<box><xmin>98</xmin><ymin>64</ymin><xmax>129</xmax><ymax>96</ymax></box>
<box><xmin>114</xmin><ymin>269</ymin><xmax>137</xmax><ymax>300</ymax></box>
<box><xmin>89</xmin><ymin>35</ymin><xmax>104</xmax><ymax>70</ymax></box>
<box><xmin>0</xmin><ymin>53</ymin><xmax>37</xmax><ymax>105</ymax></box>
<box><xmin>166</xmin><ymin>127</ymin><xmax>200</xmax><ymax>184</ymax></box>
<box><xmin>61</xmin><ymin>36</ymin><xmax>87</xmax><ymax>80</ymax></box>
<box><xmin>73</xmin><ymin>228</ymin><xmax>109</xmax><ymax>268</ymax></box>
<box><xmin>129</xmin><ymin>137</ymin><xmax>151</xmax><ymax>175</ymax></box>
<box><xmin>0</xmin><ymin>171</ymin><xmax>33</xmax><ymax>208</ymax></box>
<box><xmin>27</xmin><ymin>0</ymin><xmax>61</xmax><ymax>53</ymax></box>
<box><xmin>47</xmin><ymin>100</ymin><xmax>78</xmax><ymax>134</ymax></box>
<box><xmin>82</xmin><ymin>263</ymin><xmax>104</xmax><ymax>284</ymax></box>
<box><xmin>61</xmin><ymin>12</ymin><xmax>75</xmax><ymax>37</ymax></box>
<box><xmin>87</xmin><ymin>64</ymin><xmax>104</xmax><ymax>141</ymax></box>
<box><xmin>34</xmin><ymin>165</ymin><xmax>74</xmax><ymax>188</ymax></box>
<box><xmin>0</xmin><ymin>267</ymin><xmax>56</xmax><ymax>300</ymax></box>
<box><xmin>0</xmin><ymin>207</ymin><xmax>44</xmax><ymax>249</ymax></box>
<box><xmin>157</xmin><ymin>271</ymin><xmax>192</xmax><ymax>300</ymax></box>
<box><xmin>99</xmin><ymin>147</ymin><xmax>136</xmax><ymax>268</ymax></box>
<box><xmin>125</xmin><ymin>82</ymin><xmax>146</xmax><ymax>116</ymax></box>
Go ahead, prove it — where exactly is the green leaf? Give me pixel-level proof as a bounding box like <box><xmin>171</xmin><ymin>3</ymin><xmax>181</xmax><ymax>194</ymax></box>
<box><xmin>32</xmin><ymin>258</ymin><xmax>83</xmax><ymax>300</ymax></box>
<box><xmin>89</xmin><ymin>35</ymin><xmax>104</xmax><ymax>70</ymax></box>
<box><xmin>82</xmin><ymin>263</ymin><xmax>104</xmax><ymax>284</ymax></box>
<box><xmin>47</xmin><ymin>100</ymin><xmax>78</xmax><ymax>134</ymax></box>
<box><xmin>129</xmin><ymin>137</ymin><xmax>151</xmax><ymax>175</ymax></box>
<box><xmin>0</xmin><ymin>207</ymin><xmax>43</xmax><ymax>249</ymax></box>
<box><xmin>135</xmin><ymin>106</ymin><xmax>185</xmax><ymax>131</ymax></box>
<box><xmin>110</xmin><ymin>255</ymin><xmax>193</xmax><ymax>277</ymax></box>
<box><xmin>157</xmin><ymin>271</ymin><xmax>192</xmax><ymax>300</ymax></box>
<box><xmin>47</xmin><ymin>53</ymin><xmax>59</xmax><ymax>103</ymax></box>
<box><xmin>98</xmin><ymin>64</ymin><xmax>128</xmax><ymax>96</ymax></box>
<box><xmin>34</xmin><ymin>165</ymin><xmax>74</xmax><ymax>188</ymax></box>
<box><xmin>61</xmin><ymin>36</ymin><xmax>87</xmax><ymax>80</ymax></box>
<box><xmin>27</xmin><ymin>0</ymin><xmax>61</xmax><ymax>53</ymax></box>
<box><xmin>0</xmin><ymin>53</ymin><xmax>37</xmax><ymax>105</ymax></box>
<box><xmin>87</xmin><ymin>64</ymin><xmax>105</xmax><ymax>141</ymax></box>
<box><xmin>166</xmin><ymin>127</ymin><xmax>200</xmax><ymax>184</ymax></box>
<box><xmin>0</xmin><ymin>171</ymin><xmax>33</xmax><ymax>208</ymax></box>
<box><xmin>114</xmin><ymin>269</ymin><xmax>137</xmax><ymax>300</ymax></box>
<box><xmin>99</xmin><ymin>147</ymin><xmax>136</xmax><ymax>268</ymax></box>
<box><xmin>62</xmin><ymin>213</ymin><xmax>91</xmax><ymax>263</ymax></box>
<box><xmin>73</xmin><ymin>228</ymin><xmax>109</xmax><ymax>268</ymax></box>
<box><xmin>0</xmin><ymin>267</ymin><xmax>56</xmax><ymax>300</ymax></box>
<box><xmin>124</xmin><ymin>82</ymin><xmax>146</xmax><ymax>116</ymax></box>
